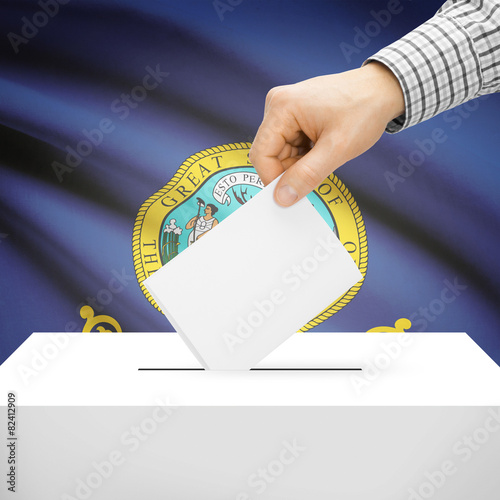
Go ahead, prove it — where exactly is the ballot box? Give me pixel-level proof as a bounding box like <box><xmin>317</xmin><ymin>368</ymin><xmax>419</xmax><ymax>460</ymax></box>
<box><xmin>1</xmin><ymin>331</ymin><xmax>499</xmax><ymax>499</ymax></box>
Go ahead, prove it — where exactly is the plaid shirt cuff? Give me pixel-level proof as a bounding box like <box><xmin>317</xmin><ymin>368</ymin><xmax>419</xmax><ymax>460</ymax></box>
<box><xmin>365</xmin><ymin>0</ymin><xmax>500</xmax><ymax>133</ymax></box>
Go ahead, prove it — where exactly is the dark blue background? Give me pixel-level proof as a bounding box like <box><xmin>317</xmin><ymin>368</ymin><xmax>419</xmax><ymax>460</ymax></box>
<box><xmin>1</xmin><ymin>0</ymin><xmax>499</xmax><ymax>365</ymax></box>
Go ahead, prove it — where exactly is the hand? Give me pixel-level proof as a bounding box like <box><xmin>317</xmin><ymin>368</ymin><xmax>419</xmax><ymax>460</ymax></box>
<box><xmin>249</xmin><ymin>62</ymin><xmax>405</xmax><ymax>206</ymax></box>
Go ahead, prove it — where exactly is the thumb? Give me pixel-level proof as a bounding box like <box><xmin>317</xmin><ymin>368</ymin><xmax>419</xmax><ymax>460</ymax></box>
<box><xmin>274</xmin><ymin>136</ymin><xmax>342</xmax><ymax>207</ymax></box>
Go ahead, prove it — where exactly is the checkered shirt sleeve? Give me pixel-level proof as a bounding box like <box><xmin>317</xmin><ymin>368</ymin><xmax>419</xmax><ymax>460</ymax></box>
<box><xmin>366</xmin><ymin>0</ymin><xmax>500</xmax><ymax>133</ymax></box>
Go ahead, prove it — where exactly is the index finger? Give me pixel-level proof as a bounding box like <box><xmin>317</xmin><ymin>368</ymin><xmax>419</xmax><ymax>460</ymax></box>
<box><xmin>249</xmin><ymin>116</ymin><xmax>287</xmax><ymax>185</ymax></box>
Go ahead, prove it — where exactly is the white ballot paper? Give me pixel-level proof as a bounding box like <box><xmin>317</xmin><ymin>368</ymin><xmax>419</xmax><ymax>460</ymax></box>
<box><xmin>144</xmin><ymin>176</ymin><xmax>362</xmax><ymax>370</ymax></box>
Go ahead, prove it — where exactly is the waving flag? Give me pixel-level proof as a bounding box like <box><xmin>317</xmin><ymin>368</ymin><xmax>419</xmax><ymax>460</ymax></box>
<box><xmin>1</xmin><ymin>0</ymin><xmax>499</xmax><ymax>365</ymax></box>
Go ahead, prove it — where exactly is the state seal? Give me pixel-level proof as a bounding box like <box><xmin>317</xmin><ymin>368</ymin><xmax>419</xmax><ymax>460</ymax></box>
<box><xmin>133</xmin><ymin>142</ymin><xmax>367</xmax><ymax>330</ymax></box>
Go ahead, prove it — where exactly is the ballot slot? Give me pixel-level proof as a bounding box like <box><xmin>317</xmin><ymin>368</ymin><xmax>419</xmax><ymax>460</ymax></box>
<box><xmin>137</xmin><ymin>367</ymin><xmax>363</xmax><ymax>371</ymax></box>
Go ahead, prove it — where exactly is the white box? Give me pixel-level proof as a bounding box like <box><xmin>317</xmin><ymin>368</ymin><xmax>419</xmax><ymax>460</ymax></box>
<box><xmin>1</xmin><ymin>332</ymin><xmax>499</xmax><ymax>499</ymax></box>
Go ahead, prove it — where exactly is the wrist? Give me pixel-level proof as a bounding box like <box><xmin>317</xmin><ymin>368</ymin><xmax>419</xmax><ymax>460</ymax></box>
<box><xmin>361</xmin><ymin>61</ymin><xmax>405</xmax><ymax>123</ymax></box>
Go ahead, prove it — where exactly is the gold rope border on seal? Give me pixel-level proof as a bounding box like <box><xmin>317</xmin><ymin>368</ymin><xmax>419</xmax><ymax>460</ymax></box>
<box><xmin>300</xmin><ymin>174</ymin><xmax>368</xmax><ymax>331</ymax></box>
<box><xmin>132</xmin><ymin>142</ymin><xmax>368</xmax><ymax>328</ymax></box>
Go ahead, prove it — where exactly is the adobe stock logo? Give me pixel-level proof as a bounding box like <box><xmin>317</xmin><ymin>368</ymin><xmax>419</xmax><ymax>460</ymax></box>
<box><xmin>7</xmin><ymin>0</ymin><xmax>71</xmax><ymax>54</ymax></box>
<box><xmin>213</xmin><ymin>0</ymin><xmax>243</xmax><ymax>22</ymax></box>
<box><xmin>407</xmin><ymin>408</ymin><xmax>500</xmax><ymax>500</ymax></box>
<box><xmin>339</xmin><ymin>0</ymin><xmax>411</xmax><ymax>63</ymax></box>
<box><xmin>222</xmin><ymin>233</ymin><xmax>342</xmax><ymax>352</ymax></box>
<box><xmin>51</xmin><ymin>64</ymin><xmax>169</xmax><ymax>182</ymax></box>
<box><xmin>235</xmin><ymin>439</ymin><xmax>306</xmax><ymax>499</ymax></box>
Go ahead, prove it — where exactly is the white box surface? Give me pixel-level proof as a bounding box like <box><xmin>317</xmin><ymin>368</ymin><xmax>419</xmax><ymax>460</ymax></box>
<box><xmin>1</xmin><ymin>331</ymin><xmax>499</xmax><ymax>406</ymax></box>
<box><xmin>1</xmin><ymin>332</ymin><xmax>499</xmax><ymax>500</ymax></box>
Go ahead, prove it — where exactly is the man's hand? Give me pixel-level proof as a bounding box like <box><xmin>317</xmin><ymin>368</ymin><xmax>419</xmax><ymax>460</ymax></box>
<box><xmin>249</xmin><ymin>62</ymin><xmax>405</xmax><ymax>206</ymax></box>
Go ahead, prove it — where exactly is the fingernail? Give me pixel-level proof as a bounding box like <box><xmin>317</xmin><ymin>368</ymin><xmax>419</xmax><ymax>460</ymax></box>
<box><xmin>277</xmin><ymin>184</ymin><xmax>298</xmax><ymax>206</ymax></box>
